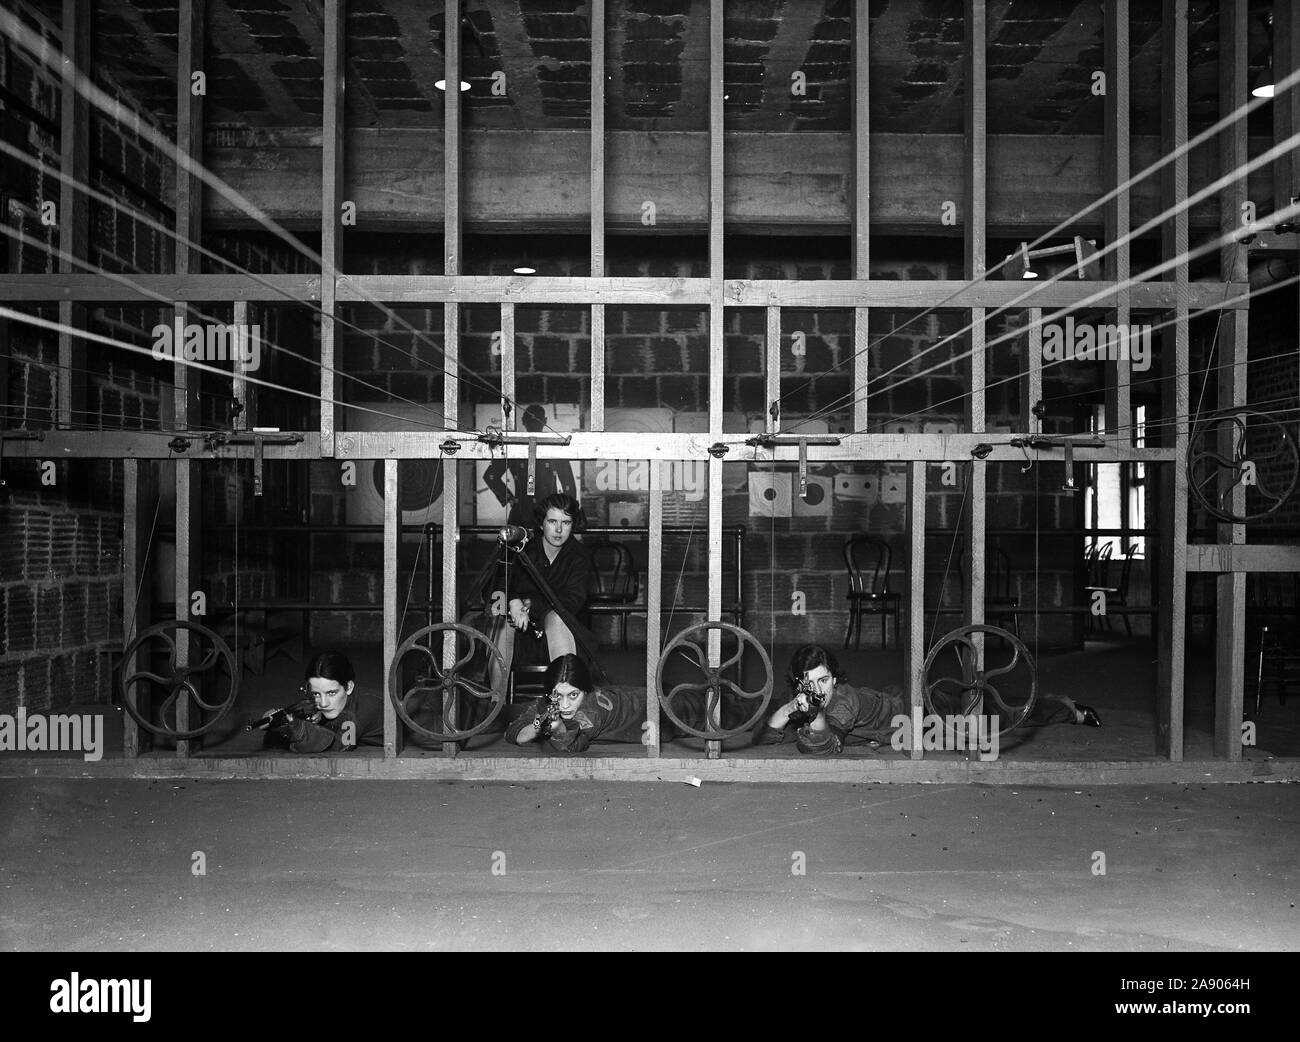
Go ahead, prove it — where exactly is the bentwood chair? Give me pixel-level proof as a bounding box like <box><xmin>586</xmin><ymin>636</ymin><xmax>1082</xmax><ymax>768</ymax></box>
<box><xmin>586</xmin><ymin>540</ymin><xmax>640</xmax><ymax>651</ymax></box>
<box><xmin>842</xmin><ymin>535</ymin><xmax>901</xmax><ymax>649</ymax></box>
<box><xmin>957</xmin><ymin>544</ymin><xmax>1021</xmax><ymax>638</ymax></box>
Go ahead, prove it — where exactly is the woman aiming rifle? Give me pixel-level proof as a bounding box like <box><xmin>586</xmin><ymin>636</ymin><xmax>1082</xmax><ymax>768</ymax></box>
<box><xmin>256</xmin><ymin>652</ymin><xmax>384</xmax><ymax>753</ymax></box>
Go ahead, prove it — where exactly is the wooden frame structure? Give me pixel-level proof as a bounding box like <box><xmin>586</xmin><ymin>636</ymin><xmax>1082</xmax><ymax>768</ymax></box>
<box><xmin>3</xmin><ymin>0</ymin><xmax>1296</xmax><ymax>777</ymax></box>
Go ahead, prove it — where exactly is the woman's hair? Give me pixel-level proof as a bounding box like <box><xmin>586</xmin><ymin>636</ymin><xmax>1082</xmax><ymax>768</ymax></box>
<box><xmin>536</xmin><ymin>492</ymin><xmax>585</xmax><ymax>532</ymax></box>
<box><xmin>303</xmin><ymin>651</ymin><xmax>356</xmax><ymax>686</ymax></box>
<box><xmin>544</xmin><ymin>653</ymin><xmax>591</xmax><ymax>694</ymax></box>
<box><xmin>787</xmin><ymin>643</ymin><xmax>842</xmax><ymax>690</ymax></box>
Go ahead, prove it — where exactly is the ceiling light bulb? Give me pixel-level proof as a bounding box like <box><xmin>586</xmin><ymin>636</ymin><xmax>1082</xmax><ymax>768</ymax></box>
<box><xmin>513</xmin><ymin>264</ymin><xmax>536</xmax><ymax>275</ymax></box>
<box><xmin>1252</xmin><ymin>83</ymin><xmax>1275</xmax><ymax>99</ymax></box>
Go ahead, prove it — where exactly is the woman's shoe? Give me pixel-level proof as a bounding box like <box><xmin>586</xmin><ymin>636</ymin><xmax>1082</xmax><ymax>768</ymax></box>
<box><xmin>1076</xmin><ymin>703</ymin><xmax>1102</xmax><ymax>727</ymax></box>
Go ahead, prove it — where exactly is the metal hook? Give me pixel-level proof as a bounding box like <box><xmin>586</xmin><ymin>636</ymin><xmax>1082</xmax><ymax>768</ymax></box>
<box><xmin>1018</xmin><ymin>441</ymin><xmax>1034</xmax><ymax>473</ymax></box>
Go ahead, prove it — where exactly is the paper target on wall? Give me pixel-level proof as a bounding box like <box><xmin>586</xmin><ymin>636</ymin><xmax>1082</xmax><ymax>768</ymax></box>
<box><xmin>834</xmin><ymin>472</ymin><xmax>880</xmax><ymax>506</ymax></box>
<box><xmin>923</xmin><ymin>419</ymin><xmax>959</xmax><ymax>436</ymax></box>
<box><xmin>880</xmin><ymin>468</ymin><xmax>907</xmax><ymax>504</ymax></box>
<box><xmin>884</xmin><ymin>418</ymin><xmax>919</xmax><ymax>435</ymax></box>
<box><xmin>749</xmin><ymin>471</ymin><xmax>793</xmax><ymax>517</ymax></box>
<box><xmin>793</xmin><ymin>475</ymin><xmax>833</xmax><ymax>517</ymax></box>
<box><xmin>345</xmin><ymin>402</ymin><xmax>446</xmax><ymax>539</ymax></box>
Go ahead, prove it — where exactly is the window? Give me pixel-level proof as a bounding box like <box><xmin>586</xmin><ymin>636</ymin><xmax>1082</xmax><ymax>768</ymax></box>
<box><xmin>1086</xmin><ymin>404</ymin><xmax>1145</xmax><ymax>559</ymax></box>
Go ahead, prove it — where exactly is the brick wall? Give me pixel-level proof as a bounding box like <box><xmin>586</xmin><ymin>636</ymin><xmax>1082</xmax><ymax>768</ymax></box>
<box><xmin>1</xmin><ymin>28</ymin><xmax>170</xmax><ymax>713</ymax></box>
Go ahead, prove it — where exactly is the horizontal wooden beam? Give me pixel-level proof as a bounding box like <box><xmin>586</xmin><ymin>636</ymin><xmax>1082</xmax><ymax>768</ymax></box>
<box><xmin>202</xmin><ymin>129</ymin><xmax>1273</xmax><ymax>234</ymax></box>
<box><xmin>3</xmin><ymin>754</ymin><xmax>1298</xmax><ymax>785</ymax></box>
<box><xmin>0</xmin><ymin>275</ymin><xmax>1250</xmax><ymax>309</ymax></box>
<box><xmin>1187</xmin><ymin>544</ymin><xmax>1300</xmax><ymax>573</ymax></box>
<box><xmin>0</xmin><ymin>275</ymin><xmax>322</xmax><ymax>302</ymax></box>
<box><xmin>722</xmin><ymin>280</ymin><xmax>1246</xmax><ymax>310</ymax></box>
<box><xmin>9</xmin><ymin>430</ymin><xmax>1178</xmax><ymax>463</ymax></box>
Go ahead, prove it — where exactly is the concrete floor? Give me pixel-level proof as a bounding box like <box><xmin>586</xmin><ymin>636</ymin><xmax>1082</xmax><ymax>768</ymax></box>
<box><xmin>1</xmin><ymin>777</ymin><xmax>1296</xmax><ymax>951</ymax></box>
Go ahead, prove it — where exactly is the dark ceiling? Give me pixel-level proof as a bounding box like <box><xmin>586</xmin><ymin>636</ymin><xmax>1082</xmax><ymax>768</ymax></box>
<box><xmin>21</xmin><ymin>0</ymin><xmax>1277</xmax><ymax>137</ymax></box>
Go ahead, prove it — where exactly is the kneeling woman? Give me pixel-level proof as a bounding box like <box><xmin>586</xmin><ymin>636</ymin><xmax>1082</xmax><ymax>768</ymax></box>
<box><xmin>506</xmin><ymin>654</ymin><xmax>649</xmax><ymax>755</ymax></box>
<box><xmin>267</xmin><ymin>652</ymin><xmax>384</xmax><ymax>753</ymax></box>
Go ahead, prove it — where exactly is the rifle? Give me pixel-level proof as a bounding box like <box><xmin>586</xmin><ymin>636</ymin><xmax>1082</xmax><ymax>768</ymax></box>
<box><xmin>246</xmin><ymin>698</ymin><xmax>319</xmax><ymax>732</ymax></box>
<box><xmin>795</xmin><ymin>677</ymin><xmax>828</xmax><ymax>719</ymax></box>
<box><xmin>532</xmin><ymin>689</ymin><xmax>563</xmax><ymax>741</ymax></box>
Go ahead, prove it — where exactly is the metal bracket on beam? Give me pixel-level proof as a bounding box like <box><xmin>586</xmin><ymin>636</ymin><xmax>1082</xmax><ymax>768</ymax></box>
<box><xmin>1005</xmin><ymin>434</ymin><xmax>1102</xmax><ymax>487</ymax></box>
<box><xmin>744</xmin><ymin>434</ymin><xmax>843</xmax><ymax>449</ymax></box>
<box><xmin>205</xmin><ymin>430</ymin><xmax>305</xmax><ymax>496</ymax></box>
<box><xmin>744</xmin><ymin>433</ymin><xmax>842</xmax><ymax>498</ymax></box>
<box><xmin>477</xmin><ymin>429</ymin><xmax>574</xmax><ymax>494</ymax></box>
<box><xmin>476</xmin><ymin>430</ymin><xmax>573</xmax><ymax>450</ymax></box>
<box><xmin>1006</xmin><ymin>435</ymin><xmax>1105</xmax><ymax>452</ymax></box>
<box><xmin>0</xmin><ymin>430</ymin><xmax>44</xmax><ymax>486</ymax></box>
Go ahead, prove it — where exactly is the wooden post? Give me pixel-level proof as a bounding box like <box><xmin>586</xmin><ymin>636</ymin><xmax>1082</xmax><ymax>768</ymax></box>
<box><xmin>232</xmin><ymin>299</ymin><xmax>251</xmax><ymax>430</ymax></box>
<box><xmin>122</xmin><ymin>460</ymin><xmax>157</xmax><ymax>757</ymax></box>
<box><xmin>765</xmin><ymin>307</ymin><xmax>780</xmax><ymax>433</ymax></box>
<box><xmin>444</xmin><ymin>0</ymin><xmax>462</xmax><ymax>279</ymax></box>
<box><xmin>441</xmin><ymin>338</ymin><xmax>460</xmax><ymax>758</ymax></box>
<box><xmin>173</xmin><ymin>0</ymin><xmax>205</xmax><ymax>757</ymax></box>
<box><xmin>383</xmin><ymin>459</ymin><xmax>401</xmax><ymax>758</ymax></box>
<box><xmin>1156</xmin><ymin>0</ymin><xmax>1189</xmax><ymax>761</ymax></box>
<box><xmin>964</xmin><ymin>0</ymin><xmax>987</xmax><ymax>667</ymax></box>
<box><xmin>705</xmin><ymin>0</ymin><xmax>724</xmax><ymax>758</ymax></box>
<box><xmin>320</xmin><ymin>0</ymin><xmax>345</xmax><ymax>459</ymax></box>
<box><xmin>1272</xmin><ymin>1</ymin><xmax>1296</xmax><ymax>221</ymax></box>
<box><xmin>645</xmin><ymin>460</ymin><xmax>662</xmax><ymax>758</ymax></box>
<box><xmin>500</xmin><ymin>302</ymin><xmax>515</xmax><ymax>431</ymax></box>
<box><xmin>1214</xmin><ymin>0</ymin><xmax>1248</xmax><ymax>759</ymax></box>
<box><xmin>1104</xmin><ymin>0</ymin><xmax>1132</xmax><ymax>437</ymax></box>
<box><xmin>56</xmin><ymin>0</ymin><xmax>89</xmax><ymax>431</ymax></box>
<box><xmin>441</xmin><ymin>0</ymin><xmax>463</xmax><ymax>757</ymax></box>
<box><xmin>852</xmin><ymin>0</ymin><xmax>870</xmax><ymax>432</ymax></box>
<box><xmin>590</xmin><ymin>0</ymin><xmax>605</xmax><ymax>433</ymax></box>
<box><xmin>905</xmin><ymin>461</ymin><xmax>926</xmax><ymax>758</ymax></box>
<box><xmin>1021</xmin><ymin>308</ymin><xmax>1043</xmax><ymax>434</ymax></box>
